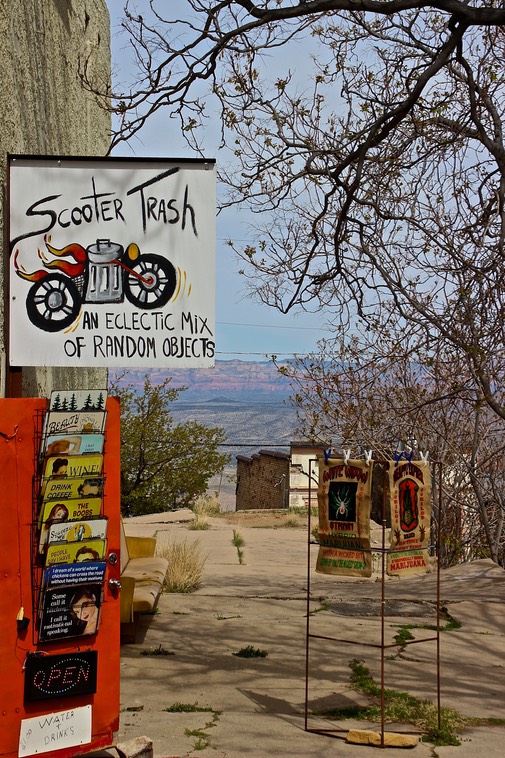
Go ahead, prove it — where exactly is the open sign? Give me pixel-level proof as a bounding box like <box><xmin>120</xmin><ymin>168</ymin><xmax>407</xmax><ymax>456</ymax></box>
<box><xmin>24</xmin><ymin>652</ymin><xmax>97</xmax><ymax>701</ymax></box>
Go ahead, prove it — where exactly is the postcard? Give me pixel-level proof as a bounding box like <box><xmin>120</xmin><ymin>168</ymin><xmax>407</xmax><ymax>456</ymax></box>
<box><xmin>47</xmin><ymin>518</ymin><xmax>108</xmax><ymax>546</ymax></box>
<box><xmin>38</xmin><ymin>497</ymin><xmax>102</xmax><ymax>534</ymax></box>
<box><xmin>45</xmin><ymin>539</ymin><xmax>106</xmax><ymax>567</ymax></box>
<box><xmin>43</xmin><ymin>410</ymin><xmax>107</xmax><ymax>437</ymax></box>
<box><xmin>42</xmin><ymin>432</ymin><xmax>105</xmax><ymax>458</ymax></box>
<box><xmin>38</xmin><ymin>583</ymin><xmax>102</xmax><ymax>642</ymax></box>
<box><xmin>48</xmin><ymin>389</ymin><xmax>107</xmax><ymax>412</ymax></box>
<box><xmin>42</xmin><ymin>454</ymin><xmax>103</xmax><ymax>481</ymax></box>
<box><xmin>43</xmin><ymin>562</ymin><xmax>107</xmax><ymax>589</ymax></box>
<box><xmin>40</xmin><ymin>476</ymin><xmax>105</xmax><ymax>503</ymax></box>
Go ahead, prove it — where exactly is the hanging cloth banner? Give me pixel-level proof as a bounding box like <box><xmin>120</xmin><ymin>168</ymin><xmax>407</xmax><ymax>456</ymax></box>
<box><xmin>316</xmin><ymin>458</ymin><xmax>373</xmax><ymax>577</ymax></box>
<box><xmin>386</xmin><ymin>460</ymin><xmax>431</xmax><ymax>576</ymax></box>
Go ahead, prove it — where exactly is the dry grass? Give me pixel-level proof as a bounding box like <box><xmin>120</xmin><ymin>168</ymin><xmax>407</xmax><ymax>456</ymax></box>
<box><xmin>157</xmin><ymin>538</ymin><xmax>207</xmax><ymax>593</ymax></box>
<box><xmin>222</xmin><ymin>509</ymin><xmax>308</xmax><ymax>529</ymax></box>
<box><xmin>188</xmin><ymin>514</ymin><xmax>211</xmax><ymax>530</ymax></box>
<box><xmin>188</xmin><ymin>494</ymin><xmax>222</xmax><ymax>530</ymax></box>
<box><xmin>283</xmin><ymin>515</ymin><xmax>303</xmax><ymax>527</ymax></box>
<box><xmin>192</xmin><ymin>493</ymin><xmax>221</xmax><ymax>516</ymax></box>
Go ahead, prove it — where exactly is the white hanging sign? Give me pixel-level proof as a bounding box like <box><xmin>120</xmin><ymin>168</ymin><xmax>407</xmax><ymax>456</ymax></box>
<box><xmin>19</xmin><ymin>705</ymin><xmax>92</xmax><ymax>756</ymax></box>
<box><xmin>9</xmin><ymin>156</ymin><xmax>216</xmax><ymax>367</ymax></box>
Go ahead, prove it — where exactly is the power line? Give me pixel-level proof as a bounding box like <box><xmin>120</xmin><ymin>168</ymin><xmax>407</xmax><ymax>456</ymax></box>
<box><xmin>215</xmin><ymin>350</ymin><xmax>303</xmax><ymax>357</ymax></box>
<box><xmin>216</xmin><ymin>237</ymin><xmax>260</xmax><ymax>244</ymax></box>
<box><xmin>217</xmin><ymin>320</ymin><xmax>320</xmax><ymax>331</ymax></box>
<box><xmin>220</xmin><ymin>443</ymin><xmax>290</xmax><ymax>447</ymax></box>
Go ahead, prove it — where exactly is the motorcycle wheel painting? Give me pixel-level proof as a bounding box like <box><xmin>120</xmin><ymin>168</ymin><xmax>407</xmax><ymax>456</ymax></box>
<box><xmin>123</xmin><ymin>254</ymin><xmax>177</xmax><ymax>309</ymax></box>
<box><xmin>23</xmin><ymin>250</ymin><xmax>178</xmax><ymax>332</ymax></box>
<box><xmin>26</xmin><ymin>273</ymin><xmax>82</xmax><ymax>332</ymax></box>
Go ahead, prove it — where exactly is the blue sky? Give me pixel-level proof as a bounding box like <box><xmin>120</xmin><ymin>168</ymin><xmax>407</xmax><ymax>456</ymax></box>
<box><xmin>106</xmin><ymin>1</ymin><xmax>325</xmax><ymax>361</ymax></box>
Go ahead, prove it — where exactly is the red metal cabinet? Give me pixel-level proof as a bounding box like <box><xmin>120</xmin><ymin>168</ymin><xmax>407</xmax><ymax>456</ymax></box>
<box><xmin>0</xmin><ymin>397</ymin><xmax>120</xmax><ymax>758</ymax></box>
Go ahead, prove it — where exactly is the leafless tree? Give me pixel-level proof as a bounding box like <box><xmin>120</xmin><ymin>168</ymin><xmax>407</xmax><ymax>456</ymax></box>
<box><xmin>276</xmin><ymin>332</ymin><xmax>505</xmax><ymax>565</ymax></box>
<box><xmin>84</xmin><ymin>2</ymin><xmax>505</xmax><ymax>420</ymax></box>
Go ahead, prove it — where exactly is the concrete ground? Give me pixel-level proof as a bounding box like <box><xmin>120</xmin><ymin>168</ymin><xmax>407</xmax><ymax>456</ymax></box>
<box><xmin>92</xmin><ymin>510</ymin><xmax>505</xmax><ymax>758</ymax></box>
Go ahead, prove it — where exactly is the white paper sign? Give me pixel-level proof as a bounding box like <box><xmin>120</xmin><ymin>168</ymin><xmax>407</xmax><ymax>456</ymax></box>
<box><xmin>19</xmin><ymin>705</ymin><xmax>92</xmax><ymax>756</ymax></box>
<box><xmin>9</xmin><ymin>156</ymin><xmax>216</xmax><ymax>368</ymax></box>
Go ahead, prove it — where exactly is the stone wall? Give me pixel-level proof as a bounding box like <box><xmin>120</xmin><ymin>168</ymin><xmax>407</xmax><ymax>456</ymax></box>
<box><xmin>236</xmin><ymin>450</ymin><xmax>290</xmax><ymax>511</ymax></box>
<box><xmin>0</xmin><ymin>0</ymin><xmax>110</xmax><ymax>397</ymax></box>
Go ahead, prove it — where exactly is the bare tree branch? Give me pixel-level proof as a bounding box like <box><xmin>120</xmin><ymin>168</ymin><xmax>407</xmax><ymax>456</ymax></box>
<box><xmin>84</xmin><ymin>2</ymin><xmax>505</xmax><ymax>422</ymax></box>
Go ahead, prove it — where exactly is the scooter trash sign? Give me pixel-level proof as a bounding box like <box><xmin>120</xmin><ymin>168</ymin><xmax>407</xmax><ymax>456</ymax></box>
<box><xmin>19</xmin><ymin>705</ymin><xmax>92</xmax><ymax>756</ymax></box>
<box><xmin>9</xmin><ymin>156</ymin><xmax>216</xmax><ymax>368</ymax></box>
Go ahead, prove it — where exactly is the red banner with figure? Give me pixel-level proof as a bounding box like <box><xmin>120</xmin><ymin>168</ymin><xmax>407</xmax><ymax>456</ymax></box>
<box><xmin>387</xmin><ymin>460</ymin><xmax>431</xmax><ymax>576</ymax></box>
<box><xmin>316</xmin><ymin>458</ymin><xmax>373</xmax><ymax>577</ymax></box>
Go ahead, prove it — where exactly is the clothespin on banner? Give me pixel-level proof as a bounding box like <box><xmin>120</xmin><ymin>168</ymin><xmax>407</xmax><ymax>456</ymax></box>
<box><xmin>393</xmin><ymin>449</ymin><xmax>403</xmax><ymax>467</ymax></box>
<box><xmin>420</xmin><ymin>450</ymin><xmax>429</xmax><ymax>465</ymax></box>
<box><xmin>323</xmin><ymin>447</ymin><xmax>332</xmax><ymax>464</ymax></box>
<box><xmin>364</xmin><ymin>450</ymin><xmax>373</xmax><ymax>466</ymax></box>
<box><xmin>343</xmin><ymin>449</ymin><xmax>351</xmax><ymax>465</ymax></box>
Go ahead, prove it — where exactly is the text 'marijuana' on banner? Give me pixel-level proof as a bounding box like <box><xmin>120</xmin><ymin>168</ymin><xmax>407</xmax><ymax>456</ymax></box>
<box><xmin>387</xmin><ymin>460</ymin><xmax>431</xmax><ymax>576</ymax></box>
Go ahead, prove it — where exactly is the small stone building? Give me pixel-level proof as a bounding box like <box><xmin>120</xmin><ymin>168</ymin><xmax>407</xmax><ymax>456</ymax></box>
<box><xmin>236</xmin><ymin>450</ymin><xmax>290</xmax><ymax>510</ymax></box>
<box><xmin>235</xmin><ymin>442</ymin><xmax>325</xmax><ymax>511</ymax></box>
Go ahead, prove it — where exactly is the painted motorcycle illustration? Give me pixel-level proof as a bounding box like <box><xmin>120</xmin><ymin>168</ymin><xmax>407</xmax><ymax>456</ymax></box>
<box><xmin>15</xmin><ymin>238</ymin><xmax>177</xmax><ymax>332</ymax></box>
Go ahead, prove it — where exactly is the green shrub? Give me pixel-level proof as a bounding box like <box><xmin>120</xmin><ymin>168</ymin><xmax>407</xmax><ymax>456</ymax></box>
<box><xmin>233</xmin><ymin>645</ymin><xmax>268</xmax><ymax>658</ymax></box>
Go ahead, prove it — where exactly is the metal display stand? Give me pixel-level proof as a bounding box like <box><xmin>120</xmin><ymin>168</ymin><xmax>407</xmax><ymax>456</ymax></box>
<box><xmin>304</xmin><ymin>458</ymin><xmax>442</xmax><ymax>746</ymax></box>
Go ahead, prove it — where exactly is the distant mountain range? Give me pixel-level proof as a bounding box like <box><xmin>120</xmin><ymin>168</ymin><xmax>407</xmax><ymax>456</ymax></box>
<box><xmin>110</xmin><ymin>359</ymin><xmax>294</xmax><ymax>402</ymax></box>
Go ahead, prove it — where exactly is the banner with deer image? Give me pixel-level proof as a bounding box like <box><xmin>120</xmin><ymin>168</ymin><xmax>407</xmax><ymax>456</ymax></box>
<box><xmin>316</xmin><ymin>458</ymin><xmax>373</xmax><ymax>577</ymax></box>
<box><xmin>387</xmin><ymin>460</ymin><xmax>431</xmax><ymax>576</ymax></box>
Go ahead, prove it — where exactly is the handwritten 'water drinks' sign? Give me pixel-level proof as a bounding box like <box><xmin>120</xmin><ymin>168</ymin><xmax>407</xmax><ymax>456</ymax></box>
<box><xmin>19</xmin><ymin>705</ymin><xmax>92</xmax><ymax>756</ymax></box>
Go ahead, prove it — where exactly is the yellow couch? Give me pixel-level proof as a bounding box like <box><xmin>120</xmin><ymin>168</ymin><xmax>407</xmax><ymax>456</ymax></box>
<box><xmin>120</xmin><ymin>523</ymin><xmax>168</xmax><ymax>643</ymax></box>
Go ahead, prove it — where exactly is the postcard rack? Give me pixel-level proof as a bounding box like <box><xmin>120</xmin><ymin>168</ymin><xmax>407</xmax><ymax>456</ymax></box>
<box><xmin>30</xmin><ymin>391</ymin><xmax>109</xmax><ymax>645</ymax></box>
<box><xmin>0</xmin><ymin>395</ymin><xmax>121</xmax><ymax>758</ymax></box>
